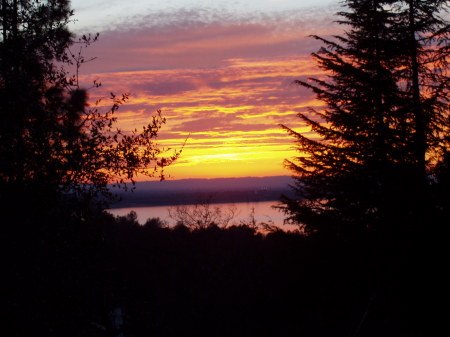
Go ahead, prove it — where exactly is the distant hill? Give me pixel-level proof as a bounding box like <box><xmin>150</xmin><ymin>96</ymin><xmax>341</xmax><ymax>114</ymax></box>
<box><xmin>109</xmin><ymin>176</ymin><xmax>295</xmax><ymax>208</ymax></box>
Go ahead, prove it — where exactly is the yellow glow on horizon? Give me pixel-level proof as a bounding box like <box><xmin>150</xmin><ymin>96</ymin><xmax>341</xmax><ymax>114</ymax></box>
<box><xmin>81</xmin><ymin>55</ymin><xmax>323</xmax><ymax>180</ymax></box>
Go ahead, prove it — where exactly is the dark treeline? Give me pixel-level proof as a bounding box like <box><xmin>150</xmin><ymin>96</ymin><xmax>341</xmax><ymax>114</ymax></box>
<box><xmin>4</xmin><ymin>210</ymin><xmax>449</xmax><ymax>337</ymax></box>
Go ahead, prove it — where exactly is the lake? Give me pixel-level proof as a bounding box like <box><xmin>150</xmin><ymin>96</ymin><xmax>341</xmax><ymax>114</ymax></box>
<box><xmin>108</xmin><ymin>200</ymin><xmax>299</xmax><ymax>231</ymax></box>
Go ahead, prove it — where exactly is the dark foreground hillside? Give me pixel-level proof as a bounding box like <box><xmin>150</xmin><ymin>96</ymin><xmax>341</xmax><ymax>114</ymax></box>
<box><xmin>3</xmin><ymin>211</ymin><xmax>449</xmax><ymax>337</ymax></box>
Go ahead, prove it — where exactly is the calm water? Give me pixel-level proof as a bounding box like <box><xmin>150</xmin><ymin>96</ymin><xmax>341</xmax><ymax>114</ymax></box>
<box><xmin>108</xmin><ymin>200</ymin><xmax>298</xmax><ymax>231</ymax></box>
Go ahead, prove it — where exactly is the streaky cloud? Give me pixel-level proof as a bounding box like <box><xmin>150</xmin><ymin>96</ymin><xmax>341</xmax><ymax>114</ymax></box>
<box><xmin>74</xmin><ymin>5</ymin><xmax>336</xmax><ymax>179</ymax></box>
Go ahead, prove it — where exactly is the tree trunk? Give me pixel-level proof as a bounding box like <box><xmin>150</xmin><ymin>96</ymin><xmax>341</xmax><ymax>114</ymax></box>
<box><xmin>408</xmin><ymin>0</ymin><xmax>428</xmax><ymax>221</ymax></box>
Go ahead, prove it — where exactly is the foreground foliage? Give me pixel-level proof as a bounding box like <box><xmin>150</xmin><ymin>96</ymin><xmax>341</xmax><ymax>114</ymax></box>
<box><xmin>0</xmin><ymin>0</ymin><xmax>179</xmax><ymax>221</ymax></box>
<box><xmin>4</xmin><ymin>211</ymin><xmax>449</xmax><ymax>337</ymax></box>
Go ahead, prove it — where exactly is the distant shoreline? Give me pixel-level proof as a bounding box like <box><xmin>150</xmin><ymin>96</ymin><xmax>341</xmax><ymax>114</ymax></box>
<box><xmin>108</xmin><ymin>175</ymin><xmax>294</xmax><ymax>209</ymax></box>
<box><xmin>109</xmin><ymin>189</ymin><xmax>289</xmax><ymax>209</ymax></box>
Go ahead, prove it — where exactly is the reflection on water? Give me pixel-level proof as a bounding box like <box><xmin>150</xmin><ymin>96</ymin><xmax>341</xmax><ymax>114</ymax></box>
<box><xmin>108</xmin><ymin>200</ymin><xmax>297</xmax><ymax>231</ymax></box>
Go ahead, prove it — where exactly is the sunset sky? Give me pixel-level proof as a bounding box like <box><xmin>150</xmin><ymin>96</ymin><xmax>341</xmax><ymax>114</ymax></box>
<box><xmin>70</xmin><ymin>0</ymin><xmax>340</xmax><ymax>180</ymax></box>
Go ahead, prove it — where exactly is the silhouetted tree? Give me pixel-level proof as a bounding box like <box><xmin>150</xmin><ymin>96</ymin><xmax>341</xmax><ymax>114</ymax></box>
<box><xmin>1</xmin><ymin>5</ymin><xmax>181</xmax><ymax>333</ymax></box>
<box><xmin>395</xmin><ymin>0</ymin><xmax>450</xmax><ymax>225</ymax></box>
<box><xmin>282</xmin><ymin>0</ymin><xmax>450</xmax><ymax>236</ymax></box>
<box><xmin>143</xmin><ymin>216</ymin><xmax>167</xmax><ymax>229</ymax></box>
<box><xmin>0</xmin><ymin>0</ymin><xmax>179</xmax><ymax>220</ymax></box>
<box><xmin>168</xmin><ymin>197</ymin><xmax>237</xmax><ymax>230</ymax></box>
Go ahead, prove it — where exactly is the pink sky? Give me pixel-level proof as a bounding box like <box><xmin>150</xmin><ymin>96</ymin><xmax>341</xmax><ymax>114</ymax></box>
<box><xmin>74</xmin><ymin>3</ymin><xmax>340</xmax><ymax>179</ymax></box>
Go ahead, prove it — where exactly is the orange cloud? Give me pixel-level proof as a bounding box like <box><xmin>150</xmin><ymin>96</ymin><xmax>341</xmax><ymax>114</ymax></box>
<box><xmin>79</xmin><ymin>55</ymin><xmax>325</xmax><ymax>180</ymax></box>
<box><xmin>75</xmin><ymin>7</ymin><xmax>337</xmax><ymax>180</ymax></box>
